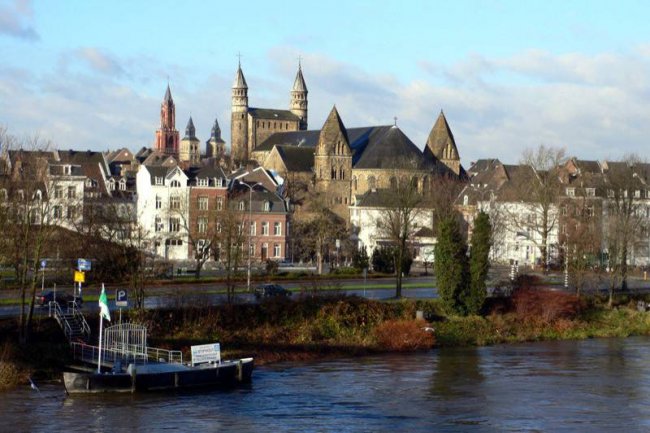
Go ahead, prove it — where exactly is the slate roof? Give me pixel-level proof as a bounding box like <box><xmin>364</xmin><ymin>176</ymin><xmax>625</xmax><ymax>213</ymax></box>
<box><xmin>275</xmin><ymin>145</ymin><xmax>314</xmax><ymax>172</ymax></box>
<box><xmin>164</xmin><ymin>84</ymin><xmax>173</xmax><ymax>102</ymax></box>
<box><xmin>424</xmin><ymin>111</ymin><xmax>459</xmax><ymax>160</ymax></box>
<box><xmin>233</xmin><ymin>66</ymin><xmax>248</xmax><ymax>89</ymax></box>
<box><xmin>248</xmin><ymin>108</ymin><xmax>300</xmax><ymax>122</ymax></box>
<box><xmin>353</xmin><ymin>126</ymin><xmax>431</xmax><ymax>170</ymax></box>
<box><xmin>292</xmin><ymin>66</ymin><xmax>308</xmax><ymax>92</ymax></box>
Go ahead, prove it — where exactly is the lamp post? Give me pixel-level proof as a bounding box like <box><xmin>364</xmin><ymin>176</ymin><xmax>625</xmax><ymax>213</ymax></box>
<box><xmin>239</xmin><ymin>181</ymin><xmax>261</xmax><ymax>292</ymax></box>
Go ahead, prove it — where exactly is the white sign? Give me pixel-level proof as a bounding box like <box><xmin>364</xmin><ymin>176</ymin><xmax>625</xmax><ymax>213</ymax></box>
<box><xmin>191</xmin><ymin>343</ymin><xmax>221</xmax><ymax>366</ymax></box>
<box><xmin>116</xmin><ymin>289</ymin><xmax>128</xmax><ymax>308</ymax></box>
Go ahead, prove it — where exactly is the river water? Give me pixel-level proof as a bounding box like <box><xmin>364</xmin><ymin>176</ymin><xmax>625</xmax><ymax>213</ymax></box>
<box><xmin>3</xmin><ymin>337</ymin><xmax>650</xmax><ymax>432</ymax></box>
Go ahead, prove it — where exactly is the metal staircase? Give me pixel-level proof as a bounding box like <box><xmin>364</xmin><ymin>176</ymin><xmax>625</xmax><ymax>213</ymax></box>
<box><xmin>49</xmin><ymin>301</ymin><xmax>91</xmax><ymax>343</ymax></box>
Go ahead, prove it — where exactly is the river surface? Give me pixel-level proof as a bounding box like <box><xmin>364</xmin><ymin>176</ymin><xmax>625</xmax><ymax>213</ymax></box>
<box><xmin>3</xmin><ymin>337</ymin><xmax>650</xmax><ymax>432</ymax></box>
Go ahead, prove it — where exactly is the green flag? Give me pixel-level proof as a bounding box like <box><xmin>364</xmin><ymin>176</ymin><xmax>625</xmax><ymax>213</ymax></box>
<box><xmin>99</xmin><ymin>286</ymin><xmax>111</xmax><ymax>321</ymax></box>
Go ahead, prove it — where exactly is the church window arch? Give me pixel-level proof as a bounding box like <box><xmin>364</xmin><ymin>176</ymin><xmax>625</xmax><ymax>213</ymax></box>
<box><xmin>353</xmin><ymin>176</ymin><xmax>358</xmax><ymax>191</ymax></box>
<box><xmin>410</xmin><ymin>176</ymin><xmax>419</xmax><ymax>192</ymax></box>
<box><xmin>331</xmin><ymin>167</ymin><xmax>336</xmax><ymax>180</ymax></box>
<box><xmin>339</xmin><ymin>167</ymin><xmax>344</xmax><ymax>180</ymax></box>
<box><xmin>390</xmin><ymin>177</ymin><xmax>397</xmax><ymax>190</ymax></box>
<box><xmin>368</xmin><ymin>176</ymin><xmax>376</xmax><ymax>190</ymax></box>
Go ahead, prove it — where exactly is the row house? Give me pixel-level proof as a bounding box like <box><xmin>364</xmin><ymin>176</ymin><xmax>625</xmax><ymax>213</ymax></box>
<box><xmin>458</xmin><ymin>159</ymin><xmax>559</xmax><ymax>267</ymax></box>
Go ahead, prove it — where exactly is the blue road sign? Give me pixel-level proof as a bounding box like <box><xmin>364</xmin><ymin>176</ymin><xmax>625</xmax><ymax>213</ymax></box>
<box><xmin>116</xmin><ymin>289</ymin><xmax>128</xmax><ymax>308</ymax></box>
<box><xmin>40</xmin><ymin>259</ymin><xmax>47</xmax><ymax>269</ymax></box>
<box><xmin>78</xmin><ymin>258</ymin><xmax>91</xmax><ymax>271</ymax></box>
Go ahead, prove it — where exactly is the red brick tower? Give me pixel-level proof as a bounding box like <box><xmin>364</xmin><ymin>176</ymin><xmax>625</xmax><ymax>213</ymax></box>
<box><xmin>155</xmin><ymin>84</ymin><xmax>180</xmax><ymax>156</ymax></box>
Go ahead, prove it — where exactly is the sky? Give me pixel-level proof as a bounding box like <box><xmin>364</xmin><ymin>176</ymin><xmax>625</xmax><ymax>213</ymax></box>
<box><xmin>2</xmin><ymin>0</ymin><xmax>650</xmax><ymax>165</ymax></box>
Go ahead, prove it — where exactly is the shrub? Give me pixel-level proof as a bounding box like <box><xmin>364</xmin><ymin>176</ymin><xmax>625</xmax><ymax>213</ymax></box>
<box><xmin>374</xmin><ymin>319</ymin><xmax>435</xmax><ymax>351</ymax></box>
<box><xmin>372</xmin><ymin>246</ymin><xmax>395</xmax><ymax>274</ymax></box>
<box><xmin>512</xmin><ymin>288</ymin><xmax>580</xmax><ymax>323</ymax></box>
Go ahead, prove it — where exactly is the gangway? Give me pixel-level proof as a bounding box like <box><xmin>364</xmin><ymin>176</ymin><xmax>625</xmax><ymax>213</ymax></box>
<box><xmin>49</xmin><ymin>300</ymin><xmax>91</xmax><ymax>343</ymax></box>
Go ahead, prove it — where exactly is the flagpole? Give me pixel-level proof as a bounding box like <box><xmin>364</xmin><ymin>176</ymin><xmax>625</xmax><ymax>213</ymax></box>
<box><xmin>97</xmin><ymin>282</ymin><xmax>105</xmax><ymax>374</ymax></box>
<box><xmin>98</xmin><ymin>312</ymin><xmax>103</xmax><ymax>374</ymax></box>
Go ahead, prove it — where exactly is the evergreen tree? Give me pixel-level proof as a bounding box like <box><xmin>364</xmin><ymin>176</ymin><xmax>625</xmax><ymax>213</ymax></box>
<box><xmin>435</xmin><ymin>215</ymin><xmax>469</xmax><ymax>314</ymax></box>
<box><xmin>353</xmin><ymin>247</ymin><xmax>369</xmax><ymax>271</ymax></box>
<box><xmin>467</xmin><ymin>211</ymin><xmax>491</xmax><ymax>314</ymax></box>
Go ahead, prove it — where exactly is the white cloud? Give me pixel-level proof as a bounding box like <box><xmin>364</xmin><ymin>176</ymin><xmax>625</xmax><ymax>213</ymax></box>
<box><xmin>0</xmin><ymin>0</ymin><xmax>38</xmax><ymax>40</ymax></box>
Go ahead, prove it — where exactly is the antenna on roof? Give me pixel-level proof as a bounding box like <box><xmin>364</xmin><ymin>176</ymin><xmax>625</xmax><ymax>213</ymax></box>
<box><xmin>393</xmin><ymin>116</ymin><xmax>398</xmax><ymax>127</ymax></box>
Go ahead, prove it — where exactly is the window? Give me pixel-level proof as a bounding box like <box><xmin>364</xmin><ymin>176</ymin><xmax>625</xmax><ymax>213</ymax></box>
<box><xmin>607</xmin><ymin>189</ymin><xmax>615</xmax><ymax>198</ymax></box>
<box><xmin>63</xmin><ymin>165</ymin><xmax>71</xmax><ymax>175</ymax></box>
<box><xmin>197</xmin><ymin>178</ymin><xmax>208</xmax><ymax>187</ymax></box>
<box><xmin>586</xmin><ymin>188</ymin><xmax>596</xmax><ymax>197</ymax></box>
<box><xmin>368</xmin><ymin>176</ymin><xmax>376</xmax><ymax>189</ymax></box>
<box><xmin>170</xmin><ymin>180</ymin><xmax>181</xmax><ymax>188</ymax></box>
<box><xmin>238</xmin><ymin>201</ymin><xmax>245</xmax><ymax>211</ymax></box>
<box><xmin>250</xmin><ymin>221</ymin><xmax>256</xmax><ymax>236</ymax></box>
<box><xmin>274</xmin><ymin>222</ymin><xmax>282</xmax><ymax>236</ymax></box>
<box><xmin>33</xmin><ymin>190</ymin><xmax>42</xmax><ymax>201</ymax></box>
<box><xmin>274</xmin><ymin>243</ymin><xmax>281</xmax><ymax>258</ymax></box>
<box><xmin>249</xmin><ymin>243</ymin><xmax>255</xmax><ymax>256</ymax></box>
<box><xmin>463</xmin><ymin>195</ymin><xmax>469</xmax><ymax>206</ymax></box>
<box><xmin>169</xmin><ymin>217</ymin><xmax>180</xmax><ymax>232</ymax></box>
<box><xmin>66</xmin><ymin>205</ymin><xmax>76</xmax><ymax>220</ymax></box>
<box><xmin>561</xmin><ymin>205</ymin><xmax>567</xmax><ymax>216</ymax></box>
<box><xmin>155</xmin><ymin>216</ymin><xmax>162</xmax><ymax>232</ymax></box>
<box><xmin>119</xmin><ymin>179</ymin><xmax>126</xmax><ymax>191</ymax></box>
<box><xmin>166</xmin><ymin>239</ymin><xmax>183</xmax><ymax>246</ymax></box>
<box><xmin>155</xmin><ymin>195</ymin><xmax>162</xmax><ymax>209</ymax></box>
<box><xmin>67</xmin><ymin>186</ymin><xmax>76</xmax><ymax>199</ymax></box>
<box><xmin>566</xmin><ymin>188</ymin><xmax>575</xmax><ymax>197</ymax></box>
<box><xmin>54</xmin><ymin>186</ymin><xmax>63</xmax><ymax>199</ymax></box>
<box><xmin>216</xmin><ymin>222</ymin><xmax>222</xmax><ymax>233</ymax></box>
<box><xmin>586</xmin><ymin>206</ymin><xmax>594</xmax><ymax>217</ymax></box>
<box><xmin>198</xmin><ymin>196</ymin><xmax>208</xmax><ymax>211</ymax></box>
<box><xmin>155</xmin><ymin>176</ymin><xmax>163</xmax><ymax>185</ymax></box>
<box><xmin>635</xmin><ymin>190</ymin><xmax>641</xmax><ymax>198</ymax></box>
<box><xmin>262</xmin><ymin>222</ymin><xmax>269</xmax><ymax>235</ymax></box>
<box><xmin>264</xmin><ymin>201</ymin><xmax>270</xmax><ymax>211</ymax></box>
<box><xmin>217</xmin><ymin>197</ymin><xmax>223</xmax><ymax>210</ymax></box>
<box><xmin>170</xmin><ymin>196</ymin><xmax>180</xmax><ymax>210</ymax></box>
<box><xmin>85</xmin><ymin>179</ymin><xmax>93</xmax><ymax>188</ymax></box>
<box><xmin>53</xmin><ymin>205</ymin><xmax>62</xmax><ymax>218</ymax></box>
<box><xmin>198</xmin><ymin>217</ymin><xmax>208</xmax><ymax>233</ymax></box>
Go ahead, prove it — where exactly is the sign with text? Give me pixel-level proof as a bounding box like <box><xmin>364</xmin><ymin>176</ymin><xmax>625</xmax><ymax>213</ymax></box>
<box><xmin>74</xmin><ymin>271</ymin><xmax>85</xmax><ymax>283</ymax></box>
<box><xmin>77</xmin><ymin>258</ymin><xmax>91</xmax><ymax>271</ymax></box>
<box><xmin>190</xmin><ymin>343</ymin><xmax>221</xmax><ymax>366</ymax></box>
<box><xmin>115</xmin><ymin>289</ymin><xmax>128</xmax><ymax>308</ymax></box>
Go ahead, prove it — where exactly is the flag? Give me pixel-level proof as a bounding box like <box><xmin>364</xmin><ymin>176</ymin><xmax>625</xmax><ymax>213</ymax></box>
<box><xmin>99</xmin><ymin>285</ymin><xmax>111</xmax><ymax>321</ymax></box>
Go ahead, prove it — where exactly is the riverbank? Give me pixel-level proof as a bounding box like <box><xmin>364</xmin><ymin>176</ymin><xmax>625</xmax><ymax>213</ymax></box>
<box><xmin>3</xmin><ymin>291</ymin><xmax>650</xmax><ymax>391</ymax></box>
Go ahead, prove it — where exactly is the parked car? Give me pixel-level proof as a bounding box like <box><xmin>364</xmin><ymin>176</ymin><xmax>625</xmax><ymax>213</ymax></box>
<box><xmin>37</xmin><ymin>291</ymin><xmax>81</xmax><ymax>308</ymax></box>
<box><xmin>254</xmin><ymin>284</ymin><xmax>291</xmax><ymax>299</ymax></box>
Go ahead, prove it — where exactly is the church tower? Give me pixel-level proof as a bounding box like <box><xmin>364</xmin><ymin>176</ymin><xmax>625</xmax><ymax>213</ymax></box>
<box><xmin>206</xmin><ymin>117</ymin><xmax>226</xmax><ymax>158</ymax></box>
<box><xmin>290</xmin><ymin>62</ymin><xmax>308</xmax><ymax>130</ymax></box>
<box><xmin>424</xmin><ymin>110</ymin><xmax>461</xmax><ymax>176</ymax></box>
<box><xmin>231</xmin><ymin>62</ymin><xmax>249</xmax><ymax>163</ymax></box>
<box><xmin>314</xmin><ymin>106</ymin><xmax>353</xmax><ymax>221</ymax></box>
<box><xmin>179</xmin><ymin>116</ymin><xmax>200</xmax><ymax>165</ymax></box>
<box><xmin>154</xmin><ymin>85</ymin><xmax>180</xmax><ymax>157</ymax></box>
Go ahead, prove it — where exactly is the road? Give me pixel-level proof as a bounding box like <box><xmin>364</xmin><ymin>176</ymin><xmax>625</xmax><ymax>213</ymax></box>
<box><xmin>0</xmin><ymin>276</ymin><xmax>439</xmax><ymax>319</ymax></box>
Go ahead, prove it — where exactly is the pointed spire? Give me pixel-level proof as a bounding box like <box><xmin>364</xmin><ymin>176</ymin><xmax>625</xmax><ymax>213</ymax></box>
<box><xmin>292</xmin><ymin>63</ymin><xmax>308</xmax><ymax>92</ymax></box>
<box><xmin>233</xmin><ymin>63</ymin><xmax>248</xmax><ymax>89</ymax></box>
<box><xmin>426</xmin><ymin>110</ymin><xmax>457</xmax><ymax>158</ymax></box>
<box><xmin>164</xmin><ymin>84</ymin><xmax>173</xmax><ymax>103</ymax></box>
<box><xmin>211</xmin><ymin>118</ymin><xmax>221</xmax><ymax>139</ymax></box>
<box><xmin>184</xmin><ymin>116</ymin><xmax>196</xmax><ymax>139</ymax></box>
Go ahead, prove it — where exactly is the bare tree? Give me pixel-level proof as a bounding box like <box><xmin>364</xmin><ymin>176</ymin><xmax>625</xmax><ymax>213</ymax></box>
<box><xmin>517</xmin><ymin>145</ymin><xmax>567</xmax><ymax>271</ymax></box>
<box><xmin>602</xmin><ymin>155</ymin><xmax>648</xmax><ymax>305</ymax></box>
<box><xmin>211</xmin><ymin>204</ymin><xmax>247</xmax><ymax>302</ymax></box>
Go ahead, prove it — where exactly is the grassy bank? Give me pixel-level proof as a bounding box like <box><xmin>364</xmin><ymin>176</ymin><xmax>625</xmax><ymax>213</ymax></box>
<box><xmin>3</xmin><ymin>291</ymin><xmax>650</xmax><ymax>391</ymax></box>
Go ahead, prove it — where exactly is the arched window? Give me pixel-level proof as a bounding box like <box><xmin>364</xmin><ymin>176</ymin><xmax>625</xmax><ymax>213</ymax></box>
<box><xmin>170</xmin><ymin>180</ymin><xmax>181</xmax><ymax>188</ymax></box>
<box><xmin>339</xmin><ymin>167</ymin><xmax>344</xmax><ymax>180</ymax></box>
<box><xmin>390</xmin><ymin>177</ymin><xmax>397</xmax><ymax>190</ymax></box>
<box><xmin>368</xmin><ymin>176</ymin><xmax>376</xmax><ymax>189</ymax></box>
<box><xmin>331</xmin><ymin>167</ymin><xmax>336</xmax><ymax>180</ymax></box>
<box><xmin>33</xmin><ymin>190</ymin><xmax>42</xmax><ymax>201</ymax></box>
<box><xmin>352</xmin><ymin>176</ymin><xmax>358</xmax><ymax>191</ymax></box>
<box><xmin>238</xmin><ymin>201</ymin><xmax>245</xmax><ymax>211</ymax></box>
<box><xmin>463</xmin><ymin>195</ymin><xmax>469</xmax><ymax>206</ymax></box>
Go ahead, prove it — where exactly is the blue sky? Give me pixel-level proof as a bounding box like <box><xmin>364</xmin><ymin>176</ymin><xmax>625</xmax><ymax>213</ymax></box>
<box><xmin>2</xmin><ymin>0</ymin><xmax>650</xmax><ymax>164</ymax></box>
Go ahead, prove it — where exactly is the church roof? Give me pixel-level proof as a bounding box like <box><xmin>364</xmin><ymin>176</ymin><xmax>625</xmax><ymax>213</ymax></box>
<box><xmin>424</xmin><ymin>111</ymin><xmax>458</xmax><ymax>160</ymax></box>
<box><xmin>248</xmin><ymin>107</ymin><xmax>300</xmax><ymax>122</ymax></box>
<box><xmin>292</xmin><ymin>66</ymin><xmax>308</xmax><ymax>92</ymax></box>
<box><xmin>184</xmin><ymin>116</ymin><xmax>197</xmax><ymax>140</ymax></box>
<box><xmin>275</xmin><ymin>145</ymin><xmax>315</xmax><ymax>172</ymax></box>
<box><xmin>352</xmin><ymin>125</ymin><xmax>431</xmax><ymax>170</ymax></box>
<box><xmin>233</xmin><ymin>66</ymin><xmax>248</xmax><ymax>89</ymax></box>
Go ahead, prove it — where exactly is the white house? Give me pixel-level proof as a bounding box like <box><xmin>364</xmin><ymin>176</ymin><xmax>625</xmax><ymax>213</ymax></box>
<box><xmin>136</xmin><ymin>164</ymin><xmax>190</xmax><ymax>260</ymax></box>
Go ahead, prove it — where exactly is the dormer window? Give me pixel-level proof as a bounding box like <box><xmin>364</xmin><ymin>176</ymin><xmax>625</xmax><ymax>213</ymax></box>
<box><xmin>107</xmin><ymin>179</ymin><xmax>115</xmax><ymax>191</ymax></box>
<box><xmin>63</xmin><ymin>165</ymin><xmax>72</xmax><ymax>175</ymax></box>
<box><xmin>264</xmin><ymin>201</ymin><xmax>270</xmax><ymax>211</ymax></box>
<box><xmin>197</xmin><ymin>178</ymin><xmax>208</xmax><ymax>187</ymax></box>
<box><xmin>586</xmin><ymin>188</ymin><xmax>596</xmax><ymax>197</ymax></box>
<box><xmin>566</xmin><ymin>188</ymin><xmax>575</xmax><ymax>197</ymax></box>
<box><xmin>119</xmin><ymin>179</ymin><xmax>126</xmax><ymax>191</ymax></box>
<box><xmin>155</xmin><ymin>176</ymin><xmax>163</xmax><ymax>185</ymax></box>
<box><xmin>85</xmin><ymin>178</ymin><xmax>93</xmax><ymax>188</ymax></box>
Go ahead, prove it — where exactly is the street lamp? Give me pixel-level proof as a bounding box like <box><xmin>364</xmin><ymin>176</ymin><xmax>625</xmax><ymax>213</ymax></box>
<box><xmin>239</xmin><ymin>181</ymin><xmax>261</xmax><ymax>292</ymax></box>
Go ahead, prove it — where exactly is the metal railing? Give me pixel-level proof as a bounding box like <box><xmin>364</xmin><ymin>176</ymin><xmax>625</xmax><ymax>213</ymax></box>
<box><xmin>70</xmin><ymin>341</ymin><xmax>183</xmax><ymax>367</ymax></box>
<box><xmin>49</xmin><ymin>300</ymin><xmax>91</xmax><ymax>342</ymax></box>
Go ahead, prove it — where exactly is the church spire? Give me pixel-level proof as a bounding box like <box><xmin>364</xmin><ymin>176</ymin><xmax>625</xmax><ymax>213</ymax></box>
<box><xmin>290</xmin><ymin>60</ymin><xmax>308</xmax><ymax>130</ymax></box>
<box><xmin>154</xmin><ymin>84</ymin><xmax>180</xmax><ymax>156</ymax></box>
<box><xmin>184</xmin><ymin>116</ymin><xmax>196</xmax><ymax>139</ymax></box>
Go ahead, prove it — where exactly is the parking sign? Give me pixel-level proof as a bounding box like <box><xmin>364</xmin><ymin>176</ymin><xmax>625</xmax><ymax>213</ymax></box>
<box><xmin>116</xmin><ymin>289</ymin><xmax>128</xmax><ymax>308</ymax></box>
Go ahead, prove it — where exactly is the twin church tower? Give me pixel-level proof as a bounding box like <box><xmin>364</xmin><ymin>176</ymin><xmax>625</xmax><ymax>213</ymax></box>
<box><xmin>153</xmin><ymin>62</ymin><xmax>308</xmax><ymax>164</ymax></box>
